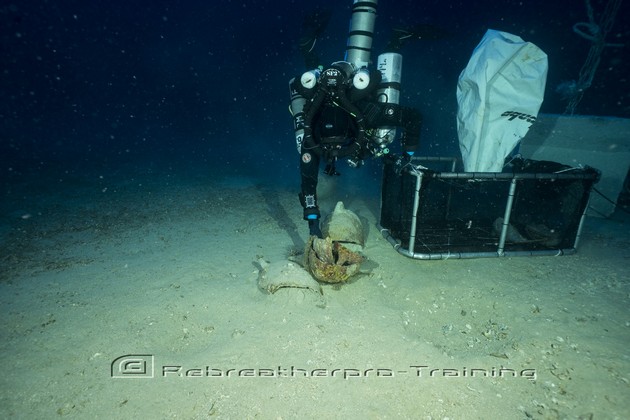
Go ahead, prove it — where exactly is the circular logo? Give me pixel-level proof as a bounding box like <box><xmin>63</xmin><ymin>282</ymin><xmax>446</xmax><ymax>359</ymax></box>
<box><xmin>302</xmin><ymin>153</ymin><xmax>312</xmax><ymax>163</ymax></box>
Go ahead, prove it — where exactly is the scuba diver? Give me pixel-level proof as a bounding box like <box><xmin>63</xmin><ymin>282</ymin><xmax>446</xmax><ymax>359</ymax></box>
<box><xmin>289</xmin><ymin>2</ymin><xmax>426</xmax><ymax>238</ymax></box>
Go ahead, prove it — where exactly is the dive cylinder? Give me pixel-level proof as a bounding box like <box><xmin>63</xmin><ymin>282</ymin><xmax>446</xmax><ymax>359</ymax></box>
<box><xmin>289</xmin><ymin>78</ymin><xmax>306</xmax><ymax>153</ymax></box>
<box><xmin>344</xmin><ymin>0</ymin><xmax>378</xmax><ymax>70</ymax></box>
<box><xmin>289</xmin><ymin>68</ymin><xmax>321</xmax><ymax>153</ymax></box>
<box><xmin>374</xmin><ymin>52</ymin><xmax>403</xmax><ymax>153</ymax></box>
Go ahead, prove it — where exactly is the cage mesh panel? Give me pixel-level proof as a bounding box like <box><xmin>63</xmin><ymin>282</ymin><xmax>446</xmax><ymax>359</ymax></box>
<box><xmin>381</xmin><ymin>160</ymin><xmax>598</xmax><ymax>255</ymax></box>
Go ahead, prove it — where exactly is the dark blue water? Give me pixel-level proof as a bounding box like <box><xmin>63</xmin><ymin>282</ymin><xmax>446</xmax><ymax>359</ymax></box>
<box><xmin>1</xmin><ymin>5</ymin><xmax>629</xmax><ymax>417</ymax></box>
<box><xmin>1</xmin><ymin>0</ymin><xmax>628</xmax><ymax>187</ymax></box>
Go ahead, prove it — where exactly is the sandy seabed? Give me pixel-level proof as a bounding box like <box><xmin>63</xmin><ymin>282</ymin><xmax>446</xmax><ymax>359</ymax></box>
<box><xmin>1</xmin><ymin>167</ymin><xmax>628</xmax><ymax>419</ymax></box>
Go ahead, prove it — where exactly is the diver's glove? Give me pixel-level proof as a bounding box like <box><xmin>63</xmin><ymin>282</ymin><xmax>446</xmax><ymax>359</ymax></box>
<box><xmin>304</xmin><ymin>204</ymin><xmax>322</xmax><ymax>238</ymax></box>
<box><xmin>392</xmin><ymin>152</ymin><xmax>413</xmax><ymax>175</ymax></box>
<box><xmin>347</xmin><ymin>157</ymin><xmax>363</xmax><ymax>169</ymax></box>
<box><xmin>308</xmin><ymin>218</ymin><xmax>323</xmax><ymax>238</ymax></box>
<box><xmin>324</xmin><ymin>162</ymin><xmax>341</xmax><ymax>176</ymax></box>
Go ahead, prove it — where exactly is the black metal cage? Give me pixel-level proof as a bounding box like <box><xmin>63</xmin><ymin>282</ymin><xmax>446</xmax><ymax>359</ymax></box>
<box><xmin>379</xmin><ymin>157</ymin><xmax>600</xmax><ymax>259</ymax></box>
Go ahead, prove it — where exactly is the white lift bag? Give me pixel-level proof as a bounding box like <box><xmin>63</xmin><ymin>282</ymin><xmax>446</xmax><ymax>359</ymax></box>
<box><xmin>457</xmin><ymin>29</ymin><xmax>548</xmax><ymax>172</ymax></box>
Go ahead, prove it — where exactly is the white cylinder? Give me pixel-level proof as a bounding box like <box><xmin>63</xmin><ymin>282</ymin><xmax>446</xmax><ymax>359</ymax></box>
<box><xmin>375</xmin><ymin>52</ymin><xmax>403</xmax><ymax>148</ymax></box>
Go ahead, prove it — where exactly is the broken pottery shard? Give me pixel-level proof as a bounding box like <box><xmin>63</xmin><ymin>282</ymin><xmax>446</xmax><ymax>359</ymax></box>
<box><xmin>493</xmin><ymin>217</ymin><xmax>527</xmax><ymax>243</ymax></box>
<box><xmin>304</xmin><ymin>236</ymin><xmax>363</xmax><ymax>283</ymax></box>
<box><xmin>256</xmin><ymin>257</ymin><xmax>322</xmax><ymax>295</ymax></box>
<box><xmin>525</xmin><ymin>224</ymin><xmax>561</xmax><ymax>247</ymax></box>
<box><xmin>322</xmin><ymin>201</ymin><xmax>364</xmax><ymax>247</ymax></box>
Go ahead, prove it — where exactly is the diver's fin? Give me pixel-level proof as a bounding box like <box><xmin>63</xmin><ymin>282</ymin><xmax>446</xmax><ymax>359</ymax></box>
<box><xmin>299</xmin><ymin>8</ymin><xmax>332</xmax><ymax>55</ymax></box>
<box><xmin>387</xmin><ymin>24</ymin><xmax>450</xmax><ymax>51</ymax></box>
<box><xmin>302</xmin><ymin>8</ymin><xmax>332</xmax><ymax>38</ymax></box>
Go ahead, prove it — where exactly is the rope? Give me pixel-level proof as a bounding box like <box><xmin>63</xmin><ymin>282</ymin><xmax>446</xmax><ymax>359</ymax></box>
<box><xmin>564</xmin><ymin>0</ymin><xmax>623</xmax><ymax>115</ymax></box>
